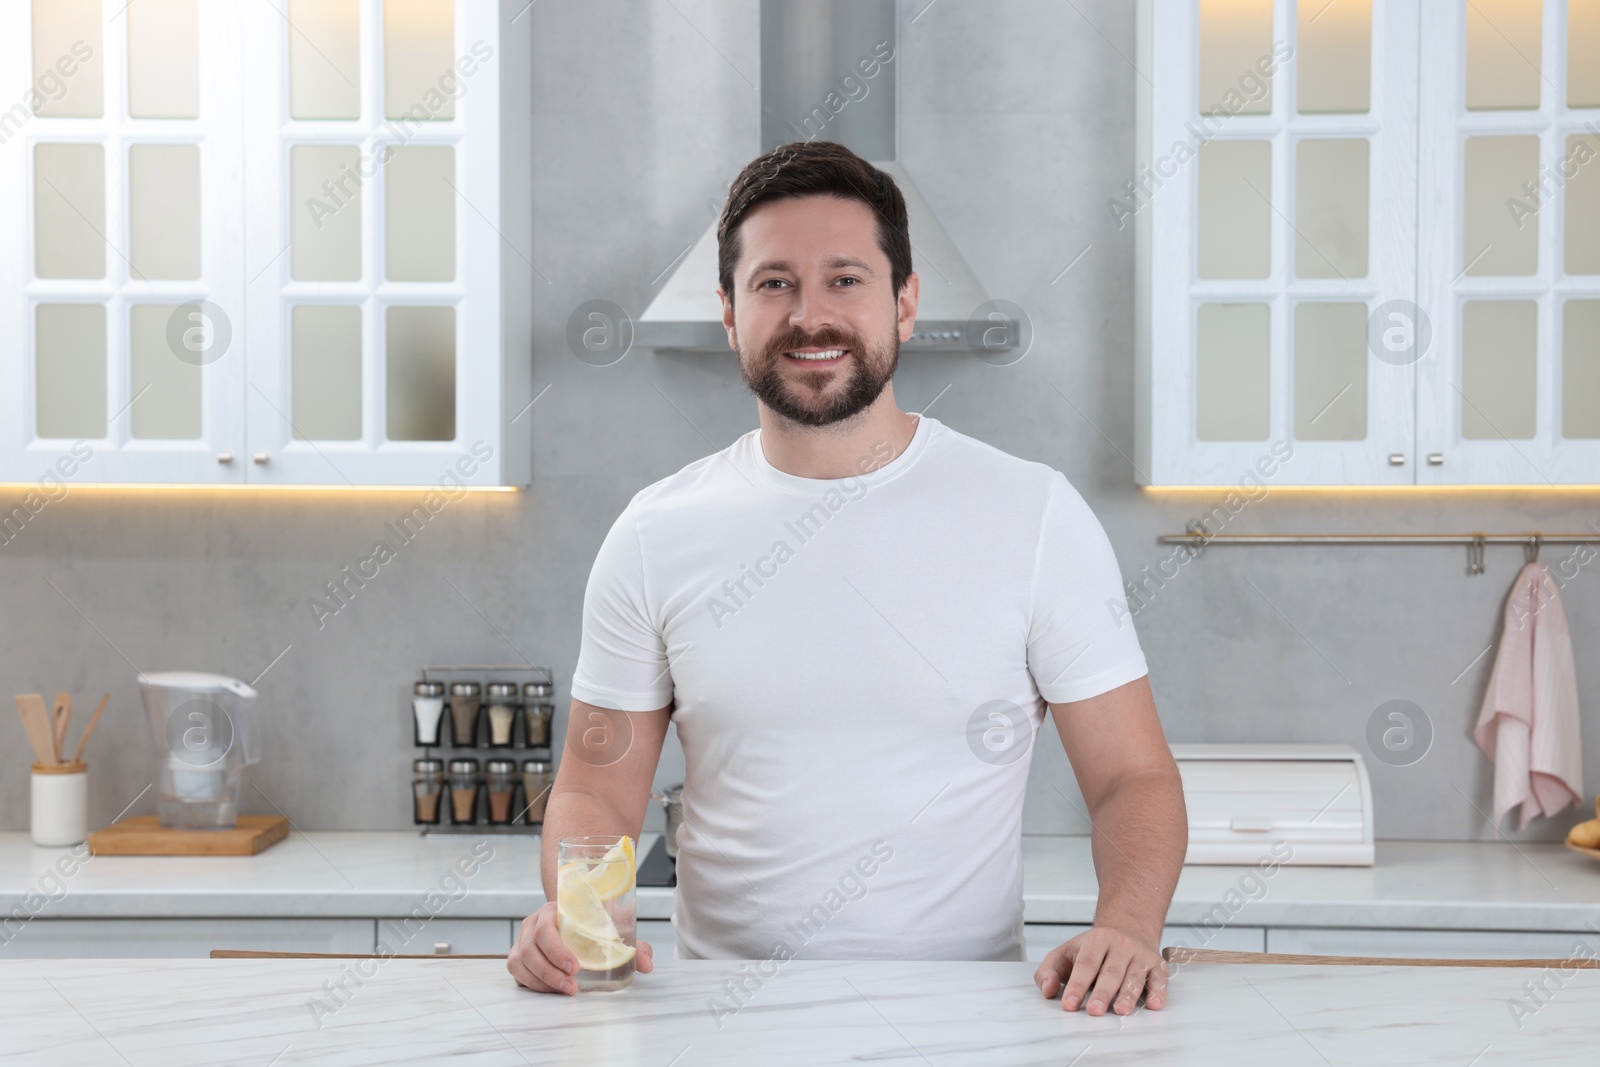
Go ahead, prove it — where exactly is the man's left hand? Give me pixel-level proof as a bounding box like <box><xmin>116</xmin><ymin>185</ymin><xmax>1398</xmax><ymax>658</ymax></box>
<box><xmin>1033</xmin><ymin>925</ymin><xmax>1168</xmax><ymax>1015</ymax></box>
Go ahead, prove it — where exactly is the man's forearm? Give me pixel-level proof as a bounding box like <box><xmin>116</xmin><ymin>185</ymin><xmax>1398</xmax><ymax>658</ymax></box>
<box><xmin>1087</xmin><ymin>766</ymin><xmax>1187</xmax><ymax>946</ymax></box>
<box><xmin>540</xmin><ymin>787</ymin><xmax>641</xmax><ymax>900</ymax></box>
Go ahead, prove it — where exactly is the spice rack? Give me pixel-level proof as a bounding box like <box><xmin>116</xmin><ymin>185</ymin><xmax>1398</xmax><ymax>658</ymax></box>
<box><xmin>410</xmin><ymin>664</ymin><xmax>554</xmax><ymax>837</ymax></box>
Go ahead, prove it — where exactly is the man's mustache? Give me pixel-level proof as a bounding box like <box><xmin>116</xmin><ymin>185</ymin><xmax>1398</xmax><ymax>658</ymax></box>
<box><xmin>762</xmin><ymin>328</ymin><xmax>859</xmax><ymax>357</ymax></box>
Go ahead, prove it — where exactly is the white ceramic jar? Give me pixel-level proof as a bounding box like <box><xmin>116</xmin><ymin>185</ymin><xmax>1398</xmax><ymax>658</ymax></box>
<box><xmin>31</xmin><ymin>761</ymin><xmax>87</xmax><ymax>847</ymax></box>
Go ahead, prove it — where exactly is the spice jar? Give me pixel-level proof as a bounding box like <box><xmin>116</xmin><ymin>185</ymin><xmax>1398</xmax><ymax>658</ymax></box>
<box><xmin>447</xmin><ymin>758</ymin><xmax>480</xmax><ymax>824</ymax></box>
<box><xmin>522</xmin><ymin>758</ymin><xmax>553</xmax><ymax>824</ymax></box>
<box><xmin>485</xmin><ymin>682</ymin><xmax>519</xmax><ymax>748</ymax></box>
<box><xmin>412</xmin><ymin>758</ymin><xmax>444</xmax><ymax>824</ymax></box>
<box><xmin>485</xmin><ymin>758</ymin><xmax>518</xmax><ymax>824</ymax></box>
<box><xmin>412</xmin><ymin>680</ymin><xmax>446</xmax><ymax>746</ymax></box>
<box><xmin>449</xmin><ymin>681</ymin><xmax>482</xmax><ymax>748</ymax></box>
<box><xmin>522</xmin><ymin>681</ymin><xmax>554</xmax><ymax>748</ymax></box>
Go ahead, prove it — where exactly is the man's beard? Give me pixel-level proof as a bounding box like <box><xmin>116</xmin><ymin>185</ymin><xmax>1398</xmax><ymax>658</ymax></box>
<box><xmin>738</xmin><ymin>323</ymin><xmax>900</xmax><ymax>428</ymax></box>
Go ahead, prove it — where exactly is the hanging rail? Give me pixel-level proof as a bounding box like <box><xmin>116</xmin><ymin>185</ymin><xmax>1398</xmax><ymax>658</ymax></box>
<box><xmin>1157</xmin><ymin>529</ymin><xmax>1600</xmax><ymax>574</ymax></box>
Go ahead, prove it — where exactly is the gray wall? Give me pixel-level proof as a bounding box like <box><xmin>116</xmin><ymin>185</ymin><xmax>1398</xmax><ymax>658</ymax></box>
<box><xmin>2</xmin><ymin>0</ymin><xmax>1594</xmax><ymax>845</ymax></box>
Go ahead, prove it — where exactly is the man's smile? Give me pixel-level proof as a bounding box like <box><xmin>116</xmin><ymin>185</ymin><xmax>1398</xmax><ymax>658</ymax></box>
<box><xmin>784</xmin><ymin>347</ymin><xmax>850</xmax><ymax>365</ymax></box>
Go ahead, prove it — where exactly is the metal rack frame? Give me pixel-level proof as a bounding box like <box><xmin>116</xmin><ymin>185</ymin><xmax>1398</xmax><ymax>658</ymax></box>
<box><xmin>418</xmin><ymin>664</ymin><xmax>554</xmax><ymax>684</ymax></box>
<box><xmin>1159</xmin><ymin>529</ymin><xmax>1600</xmax><ymax>574</ymax></box>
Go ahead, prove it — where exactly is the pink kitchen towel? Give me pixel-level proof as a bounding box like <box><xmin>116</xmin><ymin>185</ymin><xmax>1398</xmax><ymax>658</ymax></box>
<box><xmin>1473</xmin><ymin>562</ymin><xmax>1583</xmax><ymax>832</ymax></box>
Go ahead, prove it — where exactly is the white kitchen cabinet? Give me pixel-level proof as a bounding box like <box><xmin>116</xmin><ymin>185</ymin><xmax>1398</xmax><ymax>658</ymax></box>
<box><xmin>0</xmin><ymin>918</ymin><xmax>375</xmax><ymax>959</ymax></box>
<box><xmin>1266</xmin><ymin>926</ymin><xmax>1596</xmax><ymax>959</ymax></box>
<box><xmin>638</xmin><ymin>919</ymin><xmax>675</xmax><ymax>956</ymax></box>
<box><xmin>0</xmin><ymin>1</ymin><xmax>248</xmax><ymax>486</ymax></box>
<box><xmin>236</xmin><ymin>0</ymin><xmax>531</xmax><ymax>488</ymax></box>
<box><xmin>1023</xmin><ymin>923</ymin><xmax>1266</xmax><ymax>961</ymax></box>
<box><xmin>0</xmin><ymin>1</ymin><xmax>531</xmax><ymax>487</ymax></box>
<box><xmin>1138</xmin><ymin>0</ymin><xmax>1420</xmax><ymax>487</ymax></box>
<box><xmin>1415</xmin><ymin>1</ymin><xmax>1600</xmax><ymax>484</ymax></box>
<box><xmin>1155</xmin><ymin>923</ymin><xmax>1268</xmax><ymax>955</ymax></box>
<box><xmin>1136</xmin><ymin>0</ymin><xmax>1600</xmax><ymax>485</ymax></box>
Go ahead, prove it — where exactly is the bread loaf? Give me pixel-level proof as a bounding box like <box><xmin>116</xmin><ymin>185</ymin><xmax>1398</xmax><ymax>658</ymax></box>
<box><xmin>1568</xmin><ymin>817</ymin><xmax>1600</xmax><ymax>849</ymax></box>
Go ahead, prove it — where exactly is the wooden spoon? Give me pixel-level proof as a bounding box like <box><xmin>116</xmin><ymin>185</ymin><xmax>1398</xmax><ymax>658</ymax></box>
<box><xmin>14</xmin><ymin>695</ymin><xmax>58</xmax><ymax>765</ymax></box>
<box><xmin>53</xmin><ymin>692</ymin><xmax>71</xmax><ymax>763</ymax></box>
<box><xmin>71</xmin><ymin>693</ymin><xmax>109</xmax><ymax>764</ymax></box>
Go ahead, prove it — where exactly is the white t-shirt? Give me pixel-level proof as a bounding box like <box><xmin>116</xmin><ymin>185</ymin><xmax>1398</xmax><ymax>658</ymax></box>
<box><xmin>570</xmin><ymin>414</ymin><xmax>1147</xmax><ymax>962</ymax></box>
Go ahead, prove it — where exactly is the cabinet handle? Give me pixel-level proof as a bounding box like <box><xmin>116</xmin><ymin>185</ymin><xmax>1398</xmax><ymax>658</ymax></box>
<box><xmin>1387</xmin><ymin>453</ymin><xmax>1406</xmax><ymax>466</ymax></box>
<box><xmin>1427</xmin><ymin>452</ymin><xmax>1444</xmax><ymax>465</ymax></box>
<box><xmin>253</xmin><ymin>452</ymin><xmax>270</xmax><ymax>465</ymax></box>
<box><xmin>434</xmin><ymin>941</ymin><xmax>451</xmax><ymax>955</ymax></box>
<box><xmin>216</xmin><ymin>452</ymin><xmax>233</xmax><ymax>465</ymax></box>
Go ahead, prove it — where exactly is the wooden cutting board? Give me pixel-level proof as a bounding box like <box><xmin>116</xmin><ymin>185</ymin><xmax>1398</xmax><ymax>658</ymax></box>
<box><xmin>87</xmin><ymin>815</ymin><xmax>289</xmax><ymax>856</ymax></box>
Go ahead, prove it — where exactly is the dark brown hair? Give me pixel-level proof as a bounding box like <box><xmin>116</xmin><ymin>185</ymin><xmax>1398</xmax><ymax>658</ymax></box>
<box><xmin>716</xmin><ymin>141</ymin><xmax>912</xmax><ymax>304</ymax></box>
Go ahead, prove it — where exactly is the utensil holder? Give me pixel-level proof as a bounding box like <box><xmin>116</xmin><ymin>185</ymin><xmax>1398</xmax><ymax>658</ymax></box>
<box><xmin>31</xmin><ymin>761</ymin><xmax>87</xmax><ymax>847</ymax></box>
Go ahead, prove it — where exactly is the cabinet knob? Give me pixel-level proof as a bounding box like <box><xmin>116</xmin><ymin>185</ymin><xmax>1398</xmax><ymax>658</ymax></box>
<box><xmin>434</xmin><ymin>941</ymin><xmax>451</xmax><ymax>955</ymax></box>
<box><xmin>1428</xmin><ymin>452</ymin><xmax>1445</xmax><ymax>465</ymax></box>
<box><xmin>216</xmin><ymin>452</ymin><xmax>233</xmax><ymax>465</ymax></box>
<box><xmin>1388</xmin><ymin>453</ymin><xmax>1406</xmax><ymax>466</ymax></box>
<box><xmin>252</xmin><ymin>452</ymin><xmax>270</xmax><ymax>465</ymax></box>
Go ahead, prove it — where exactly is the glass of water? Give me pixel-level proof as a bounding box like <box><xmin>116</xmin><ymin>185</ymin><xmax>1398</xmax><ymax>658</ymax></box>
<box><xmin>556</xmin><ymin>835</ymin><xmax>636</xmax><ymax>992</ymax></box>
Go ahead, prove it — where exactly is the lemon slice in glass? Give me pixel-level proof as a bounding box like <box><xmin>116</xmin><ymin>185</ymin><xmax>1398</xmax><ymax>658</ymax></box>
<box><xmin>561</xmin><ymin>923</ymin><xmax>637</xmax><ymax>971</ymax></box>
<box><xmin>557</xmin><ymin>863</ymin><xmax>617</xmax><ymax>941</ymax></box>
<box><xmin>581</xmin><ymin>836</ymin><xmax>635</xmax><ymax>903</ymax></box>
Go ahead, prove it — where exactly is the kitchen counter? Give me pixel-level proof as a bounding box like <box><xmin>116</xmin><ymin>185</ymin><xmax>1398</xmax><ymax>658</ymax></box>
<box><xmin>1026</xmin><ymin>836</ymin><xmax>1600</xmax><ymax>933</ymax></box>
<box><xmin>4</xmin><ymin>832</ymin><xmax>1599</xmax><ymax>932</ymax></box>
<box><xmin>4</xmin><ymin>955</ymin><xmax>1597</xmax><ymax>1065</ymax></box>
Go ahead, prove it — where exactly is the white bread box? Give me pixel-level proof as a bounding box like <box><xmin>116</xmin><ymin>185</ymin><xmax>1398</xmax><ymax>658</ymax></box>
<box><xmin>1172</xmin><ymin>743</ymin><xmax>1375</xmax><ymax>866</ymax></box>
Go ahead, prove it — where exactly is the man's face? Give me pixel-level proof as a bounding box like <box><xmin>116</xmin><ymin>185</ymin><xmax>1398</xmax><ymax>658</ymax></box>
<box><xmin>720</xmin><ymin>195</ymin><xmax>917</xmax><ymax>428</ymax></box>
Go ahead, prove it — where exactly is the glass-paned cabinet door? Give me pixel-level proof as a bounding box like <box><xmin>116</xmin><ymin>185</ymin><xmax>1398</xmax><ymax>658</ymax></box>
<box><xmin>1139</xmin><ymin>0</ymin><xmax>1420</xmax><ymax>485</ymax></box>
<box><xmin>1417</xmin><ymin>0</ymin><xmax>1600</xmax><ymax>483</ymax></box>
<box><xmin>241</xmin><ymin>0</ymin><xmax>509</xmax><ymax>486</ymax></box>
<box><xmin>0</xmin><ymin>1</ymin><xmax>246</xmax><ymax>484</ymax></box>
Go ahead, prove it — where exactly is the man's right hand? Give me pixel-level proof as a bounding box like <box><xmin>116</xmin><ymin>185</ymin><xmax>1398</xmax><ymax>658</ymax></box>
<box><xmin>506</xmin><ymin>900</ymin><xmax>656</xmax><ymax>994</ymax></box>
<box><xmin>507</xmin><ymin>902</ymin><xmax>583</xmax><ymax>994</ymax></box>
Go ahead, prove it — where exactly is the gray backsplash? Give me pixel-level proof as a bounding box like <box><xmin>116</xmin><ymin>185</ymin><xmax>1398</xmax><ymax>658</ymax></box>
<box><xmin>1</xmin><ymin>0</ymin><xmax>1593</xmax><ymax>843</ymax></box>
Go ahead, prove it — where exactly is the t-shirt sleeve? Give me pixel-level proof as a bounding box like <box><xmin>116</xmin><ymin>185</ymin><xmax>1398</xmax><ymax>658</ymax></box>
<box><xmin>569</xmin><ymin>502</ymin><xmax>674</xmax><ymax>712</ymax></box>
<box><xmin>1026</xmin><ymin>472</ymin><xmax>1149</xmax><ymax>705</ymax></box>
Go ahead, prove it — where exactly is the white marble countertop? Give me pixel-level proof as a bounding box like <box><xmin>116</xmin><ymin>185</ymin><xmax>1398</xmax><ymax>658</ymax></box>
<box><xmin>5</xmin><ymin>832</ymin><xmax>1600</xmax><ymax>931</ymax></box>
<box><xmin>4</xmin><ymin>956</ymin><xmax>1597</xmax><ymax>1066</ymax></box>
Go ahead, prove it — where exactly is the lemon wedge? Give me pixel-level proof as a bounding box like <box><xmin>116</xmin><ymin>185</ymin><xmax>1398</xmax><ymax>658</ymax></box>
<box><xmin>557</xmin><ymin>863</ymin><xmax>617</xmax><ymax>941</ymax></box>
<box><xmin>581</xmin><ymin>836</ymin><xmax>635</xmax><ymax>902</ymax></box>
<box><xmin>560</xmin><ymin>922</ymin><xmax>637</xmax><ymax>971</ymax></box>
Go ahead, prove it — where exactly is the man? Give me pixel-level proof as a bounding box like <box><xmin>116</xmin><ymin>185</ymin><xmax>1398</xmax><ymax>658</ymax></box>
<box><xmin>508</xmin><ymin>141</ymin><xmax>1187</xmax><ymax>1016</ymax></box>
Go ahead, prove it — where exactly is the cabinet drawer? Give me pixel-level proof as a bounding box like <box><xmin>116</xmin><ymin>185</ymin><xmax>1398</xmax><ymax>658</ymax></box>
<box><xmin>0</xmin><ymin>919</ymin><xmax>376</xmax><ymax>959</ymax></box>
<box><xmin>1266</xmin><ymin>927</ymin><xmax>1593</xmax><ymax>959</ymax></box>
<box><xmin>376</xmin><ymin>918</ymin><xmax>512</xmax><ymax>956</ymax></box>
<box><xmin>1024</xmin><ymin>924</ymin><xmax>1265</xmax><ymax>961</ymax></box>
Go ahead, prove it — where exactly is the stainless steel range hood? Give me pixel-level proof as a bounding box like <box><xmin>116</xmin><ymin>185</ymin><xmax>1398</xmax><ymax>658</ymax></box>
<box><xmin>637</xmin><ymin>0</ymin><xmax>998</xmax><ymax>353</ymax></box>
